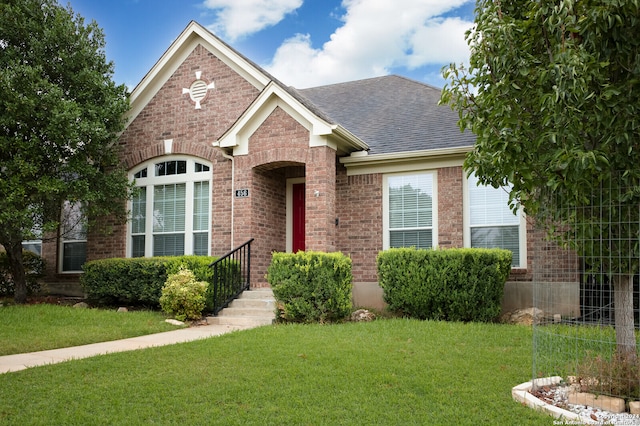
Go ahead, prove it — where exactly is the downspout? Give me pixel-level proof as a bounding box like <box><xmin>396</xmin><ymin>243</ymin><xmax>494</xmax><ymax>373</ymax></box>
<box><xmin>221</xmin><ymin>151</ymin><xmax>235</xmax><ymax>251</ymax></box>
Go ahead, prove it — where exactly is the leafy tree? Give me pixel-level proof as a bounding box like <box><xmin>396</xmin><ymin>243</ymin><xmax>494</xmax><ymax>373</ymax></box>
<box><xmin>0</xmin><ymin>0</ymin><xmax>131</xmax><ymax>303</ymax></box>
<box><xmin>441</xmin><ymin>0</ymin><xmax>640</xmax><ymax>356</ymax></box>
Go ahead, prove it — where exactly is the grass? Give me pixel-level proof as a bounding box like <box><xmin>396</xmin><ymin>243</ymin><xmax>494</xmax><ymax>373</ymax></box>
<box><xmin>0</xmin><ymin>304</ymin><xmax>181</xmax><ymax>355</ymax></box>
<box><xmin>0</xmin><ymin>319</ymin><xmax>551</xmax><ymax>425</ymax></box>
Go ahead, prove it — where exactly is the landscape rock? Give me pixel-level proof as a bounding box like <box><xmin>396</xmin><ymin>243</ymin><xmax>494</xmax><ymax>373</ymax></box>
<box><xmin>73</xmin><ymin>302</ymin><xmax>89</xmax><ymax>309</ymax></box>
<box><xmin>630</xmin><ymin>401</ymin><xmax>640</xmax><ymax>415</ymax></box>
<box><xmin>501</xmin><ymin>308</ymin><xmax>544</xmax><ymax>325</ymax></box>
<box><xmin>351</xmin><ymin>309</ymin><xmax>376</xmax><ymax>322</ymax></box>
<box><xmin>165</xmin><ymin>319</ymin><xmax>185</xmax><ymax>326</ymax></box>
<box><xmin>117</xmin><ymin>307</ymin><xmax>128</xmax><ymax>313</ymax></box>
<box><xmin>568</xmin><ymin>392</ymin><xmax>626</xmax><ymax>413</ymax></box>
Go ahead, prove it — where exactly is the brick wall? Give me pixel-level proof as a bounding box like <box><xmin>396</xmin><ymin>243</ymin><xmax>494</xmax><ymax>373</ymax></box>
<box><xmin>120</xmin><ymin>44</ymin><xmax>260</xmax><ymax>163</ymax></box>
<box><xmin>305</xmin><ymin>146</ymin><xmax>337</xmax><ymax>253</ymax></box>
<box><xmin>437</xmin><ymin>166</ymin><xmax>464</xmax><ymax>248</ymax></box>
<box><xmin>336</xmin><ymin>166</ymin><xmax>383</xmax><ymax>282</ymax></box>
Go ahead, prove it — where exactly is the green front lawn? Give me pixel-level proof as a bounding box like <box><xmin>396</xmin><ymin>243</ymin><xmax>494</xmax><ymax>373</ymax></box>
<box><xmin>0</xmin><ymin>304</ymin><xmax>180</xmax><ymax>355</ymax></box>
<box><xmin>0</xmin><ymin>319</ymin><xmax>550</xmax><ymax>425</ymax></box>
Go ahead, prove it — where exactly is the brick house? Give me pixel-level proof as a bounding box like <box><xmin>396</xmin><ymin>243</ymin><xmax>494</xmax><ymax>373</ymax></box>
<box><xmin>39</xmin><ymin>21</ymin><xmax>579</xmax><ymax>312</ymax></box>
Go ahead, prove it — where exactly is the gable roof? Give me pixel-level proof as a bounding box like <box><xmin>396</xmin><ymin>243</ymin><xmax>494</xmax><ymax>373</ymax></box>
<box><xmin>297</xmin><ymin>75</ymin><xmax>475</xmax><ymax>156</ymax></box>
<box><xmin>127</xmin><ymin>21</ymin><xmax>473</xmax><ymax>160</ymax></box>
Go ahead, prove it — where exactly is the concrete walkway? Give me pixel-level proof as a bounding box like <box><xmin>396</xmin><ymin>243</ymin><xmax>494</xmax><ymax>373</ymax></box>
<box><xmin>0</xmin><ymin>322</ymin><xmax>257</xmax><ymax>374</ymax></box>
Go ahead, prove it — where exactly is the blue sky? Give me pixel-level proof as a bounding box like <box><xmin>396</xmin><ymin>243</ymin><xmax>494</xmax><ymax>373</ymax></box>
<box><xmin>66</xmin><ymin>0</ymin><xmax>475</xmax><ymax>90</ymax></box>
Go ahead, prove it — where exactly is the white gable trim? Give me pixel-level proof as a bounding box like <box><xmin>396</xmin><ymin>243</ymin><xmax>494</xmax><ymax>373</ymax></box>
<box><xmin>217</xmin><ymin>82</ymin><xmax>367</xmax><ymax>156</ymax></box>
<box><xmin>126</xmin><ymin>21</ymin><xmax>271</xmax><ymax>127</ymax></box>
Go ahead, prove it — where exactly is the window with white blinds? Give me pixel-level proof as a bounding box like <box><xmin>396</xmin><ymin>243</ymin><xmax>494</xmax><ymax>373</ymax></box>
<box><xmin>60</xmin><ymin>201</ymin><xmax>87</xmax><ymax>272</ymax></box>
<box><xmin>467</xmin><ymin>173</ymin><xmax>522</xmax><ymax>267</ymax></box>
<box><xmin>129</xmin><ymin>157</ymin><xmax>211</xmax><ymax>257</ymax></box>
<box><xmin>387</xmin><ymin>173</ymin><xmax>434</xmax><ymax>249</ymax></box>
<box><xmin>153</xmin><ymin>183</ymin><xmax>186</xmax><ymax>256</ymax></box>
<box><xmin>192</xmin><ymin>181</ymin><xmax>210</xmax><ymax>255</ymax></box>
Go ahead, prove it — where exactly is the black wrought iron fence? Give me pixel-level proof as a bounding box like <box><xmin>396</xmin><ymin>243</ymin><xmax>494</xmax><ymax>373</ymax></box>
<box><xmin>208</xmin><ymin>238</ymin><xmax>254</xmax><ymax>315</ymax></box>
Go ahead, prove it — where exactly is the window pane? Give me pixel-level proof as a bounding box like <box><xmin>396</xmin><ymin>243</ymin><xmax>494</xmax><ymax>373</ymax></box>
<box><xmin>153</xmin><ymin>184</ymin><xmax>186</xmax><ymax>232</ymax></box>
<box><xmin>193</xmin><ymin>181</ymin><xmax>209</xmax><ymax>231</ymax></box>
<box><xmin>468</xmin><ymin>174</ymin><xmax>518</xmax><ymax>226</ymax></box>
<box><xmin>390</xmin><ymin>230</ymin><xmax>432</xmax><ymax>249</ymax></box>
<box><xmin>388</xmin><ymin>174</ymin><xmax>433</xmax><ymax>230</ymax></box>
<box><xmin>131</xmin><ymin>235</ymin><xmax>145</xmax><ymax>258</ymax></box>
<box><xmin>134</xmin><ymin>168</ymin><xmax>147</xmax><ymax>179</ymax></box>
<box><xmin>195</xmin><ymin>163</ymin><xmax>210</xmax><ymax>172</ymax></box>
<box><xmin>61</xmin><ymin>202</ymin><xmax>87</xmax><ymax>241</ymax></box>
<box><xmin>156</xmin><ymin>160</ymin><xmax>187</xmax><ymax>176</ymax></box>
<box><xmin>22</xmin><ymin>241</ymin><xmax>42</xmax><ymax>256</ymax></box>
<box><xmin>153</xmin><ymin>234</ymin><xmax>185</xmax><ymax>256</ymax></box>
<box><xmin>131</xmin><ymin>187</ymin><xmax>146</xmax><ymax>234</ymax></box>
<box><xmin>471</xmin><ymin>225</ymin><xmax>520</xmax><ymax>266</ymax></box>
<box><xmin>193</xmin><ymin>232</ymin><xmax>208</xmax><ymax>255</ymax></box>
<box><xmin>63</xmin><ymin>242</ymin><xmax>87</xmax><ymax>271</ymax></box>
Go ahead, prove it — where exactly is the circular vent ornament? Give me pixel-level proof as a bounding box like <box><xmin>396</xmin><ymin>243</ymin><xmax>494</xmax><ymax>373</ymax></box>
<box><xmin>182</xmin><ymin>71</ymin><xmax>215</xmax><ymax>109</ymax></box>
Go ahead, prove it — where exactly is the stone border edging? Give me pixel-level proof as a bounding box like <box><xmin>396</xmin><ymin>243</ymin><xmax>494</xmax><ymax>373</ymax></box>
<box><xmin>512</xmin><ymin>376</ymin><xmax>595</xmax><ymax>424</ymax></box>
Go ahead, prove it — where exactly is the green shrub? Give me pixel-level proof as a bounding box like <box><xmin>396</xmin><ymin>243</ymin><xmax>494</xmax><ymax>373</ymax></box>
<box><xmin>0</xmin><ymin>251</ymin><xmax>45</xmax><ymax>297</ymax></box>
<box><xmin>377</xmin><ymin>247</ymin><xmax>511</xmax><ymax>322</ymax></box>
<box><xmin>159</xmin><ymin>268</ymin><xmax>209</xmax><ymax>321</ymax></box>
<box><xmin>166</xmin><ymin>255</ymin><xmax>217</xmax><ymax>311</ymax></box>
<box><xmin>267</xmin><ymin>251</ymin><xmax>352</xmax><ymax>323</ymax></box>
<box><xmin>81</xmin><ymin>256</ymin><xmax>217</xmax><ymax>307</ymax></box>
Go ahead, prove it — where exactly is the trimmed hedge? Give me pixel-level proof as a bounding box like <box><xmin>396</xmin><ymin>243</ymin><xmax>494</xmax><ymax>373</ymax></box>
<box><xmin>81</xmin><ymin>256</ymin><xmax>217</xmax><ymax>308</ymax></box>
<box><xmin>267</xmin><ymin>251</ymin><xmax>353</xmax><ymax>323</ymax></box>
<box><xmin>0</xmin><ymin>251</ymin><xmax>45</xmax><ymax>297</ymax></box>
<box><xmin>377</xmin><ymin>247</ymin><xmax>512</xmax><ymax>322</ymax></box>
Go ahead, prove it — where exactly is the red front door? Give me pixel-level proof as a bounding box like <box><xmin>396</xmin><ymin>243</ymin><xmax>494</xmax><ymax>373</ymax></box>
<box><xmin>292</xmin><ymin>183</ymin><xmax>305</xmax><ymax>252</ymax></box>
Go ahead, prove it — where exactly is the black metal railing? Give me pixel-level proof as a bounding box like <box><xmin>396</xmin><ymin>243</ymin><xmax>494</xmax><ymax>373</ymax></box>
<box><xmin>209</xmin><ymin>238</ymin><xmax>254</xmax><ymax>315</ymax></box>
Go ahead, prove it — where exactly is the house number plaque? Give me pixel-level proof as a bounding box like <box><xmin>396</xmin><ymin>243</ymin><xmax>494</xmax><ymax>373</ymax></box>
<box><xmin>235</xmin><ymin>189</ymin><xmax>249</xmax><ymax>198</ymax></box>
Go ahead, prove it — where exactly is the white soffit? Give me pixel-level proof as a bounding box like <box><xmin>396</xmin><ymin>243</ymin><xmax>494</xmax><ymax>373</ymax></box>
<box><xmin>340</xmin><ymin>146</ymin><xmax>472</xmax><ymax>175</ymax></box>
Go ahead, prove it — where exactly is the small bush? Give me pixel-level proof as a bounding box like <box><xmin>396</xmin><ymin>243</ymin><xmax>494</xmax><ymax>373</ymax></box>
<box><xmin>377</xmin><ymin>247</ymin><xmax>511</xmax><ymax>322</ymax></box>
<box><xmin>81</xmin><ymin>256</ymin><xmax>217</xmax><ymax>307</ymax></box>
<box><xmin>159</xmin><ymin>268</ymin><xmax>208</xmax><ymax>321</ymax></box>
<box><xmin>0</xmin><ymin>251</ymin><xmax>45</xmax><ymax>297</ymax></box>
<box><xmin>267</xmin><ymin>251</ymin><xmax>352</xmax><ymax>323</ymax></box>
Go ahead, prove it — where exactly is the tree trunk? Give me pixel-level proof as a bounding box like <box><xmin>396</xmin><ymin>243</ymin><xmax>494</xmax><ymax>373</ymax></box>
<box><xmin>5</xmin><ymin>240</ymin><xmax>27</xmax><ymax>304</ymax></box>
<box><xmin>613</xmin><ymin>274</ymin><xmax>637</xmax><ymax>359</ymax></box>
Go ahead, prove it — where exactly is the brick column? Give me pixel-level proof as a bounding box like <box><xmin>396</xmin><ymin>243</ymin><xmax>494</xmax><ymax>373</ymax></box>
<box><xmin>305</xmin><ymin>146</ymin><xmax>337</xmax><ymax>252</ymax></box>
<box><xmin>438</xmin><ymin>166</ymin><xmax>464</xmax><ymax>248</ymax></box>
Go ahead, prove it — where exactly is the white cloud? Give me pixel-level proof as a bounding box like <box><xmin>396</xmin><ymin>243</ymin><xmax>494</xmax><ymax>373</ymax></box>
<box><xmin>265</xmin><ymin>0</ymin><xmax>474</xmax><ymax>88</ymax></box>
<box><xmin>202</xmin><ymin>0</ymin><xmax>303</xmax><ymax>41</ymax></box>
<box><xmin>407</xmin><ymin>17</ymin><xmax>472</xmax><ymax>67</ymax></box>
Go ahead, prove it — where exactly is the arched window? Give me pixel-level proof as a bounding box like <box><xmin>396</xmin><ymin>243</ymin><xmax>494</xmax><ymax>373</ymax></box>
<box><xmin>128</xmin><ymin>156</ymin><xmax>211</xmax><ymax>257</ymax></box>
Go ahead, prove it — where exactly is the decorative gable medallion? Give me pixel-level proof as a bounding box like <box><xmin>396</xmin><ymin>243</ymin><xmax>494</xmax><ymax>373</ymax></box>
<box><xmin>182</xmin><ymin>71</ymin><xmax>215</xmax><ymax>109</ymax></box>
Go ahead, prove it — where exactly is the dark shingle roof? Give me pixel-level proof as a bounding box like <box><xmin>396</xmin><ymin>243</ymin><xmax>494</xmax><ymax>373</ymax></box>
<box><xmin>296</xmin><ymin>75</ymin><xmax>475</xmax><ymax>155</ymax></box>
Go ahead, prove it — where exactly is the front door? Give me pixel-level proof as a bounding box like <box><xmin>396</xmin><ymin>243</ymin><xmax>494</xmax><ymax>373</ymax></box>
<box><xmin>292</xmin><ymin>183</ymin><xmax>305</xmax><ymax>252</ymax></box>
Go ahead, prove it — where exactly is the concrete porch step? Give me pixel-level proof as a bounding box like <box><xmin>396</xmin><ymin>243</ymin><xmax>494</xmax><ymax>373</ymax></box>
<box><xmin>206</xmin><ymin>288</ymin><xmax>276</xmax><ymax>327</ymax></box>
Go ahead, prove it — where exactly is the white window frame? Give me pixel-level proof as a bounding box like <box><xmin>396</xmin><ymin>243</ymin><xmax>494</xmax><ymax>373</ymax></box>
<box><xmin>59</xmin><ymin>201</ymin><xmax>87</xmax><ymax>273</ymax></box>
<box><xmin>22</xmin><ymin>240</ymin><xmax>42</xmax><ymax>256</ymax></box>
<box><xmin>127</xmin><ymin>156</ymin><xmax>212</xmax><ymax>258</ymax></box>
<box><xmin>463</xmin><ymin>173</ymin><xmax>527</xmax><ymax>268</ymax></box>
<box><xmin>382</xmin><ymin>171</ymin><xmax>438</xmax><ymax>250</ymax></box>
